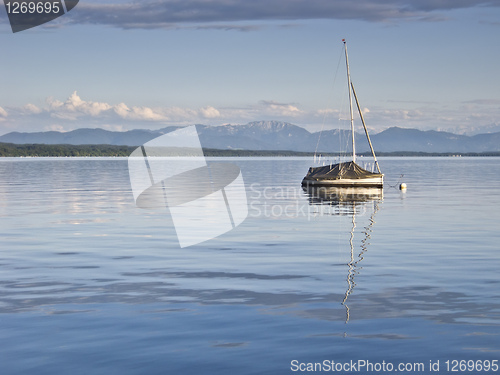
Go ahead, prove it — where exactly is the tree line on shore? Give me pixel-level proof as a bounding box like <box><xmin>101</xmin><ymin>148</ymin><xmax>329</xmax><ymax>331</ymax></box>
<box><xmin>1</xmin><ymin>142</ymin><xmax>499</xmax><ymax>157</ymax></box>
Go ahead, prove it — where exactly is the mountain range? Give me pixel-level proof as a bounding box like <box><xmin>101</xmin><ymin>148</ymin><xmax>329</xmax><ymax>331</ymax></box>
<box><xmin>1</xmin><ymin>120</ymin><xmax>500</xmax><ymax>153</ymax></box>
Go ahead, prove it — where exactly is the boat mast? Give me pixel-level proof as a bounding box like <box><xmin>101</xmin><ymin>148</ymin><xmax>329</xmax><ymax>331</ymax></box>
<box><xmin>343</xmin><ymin>39</ymin><xmax>356</xmax><ymax>162</ymax></box>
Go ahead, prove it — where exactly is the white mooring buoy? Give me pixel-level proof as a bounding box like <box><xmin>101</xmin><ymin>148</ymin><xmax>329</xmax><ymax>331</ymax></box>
<box><xmin>399</xmin><ymin>182</ymin><xmax>407</xmax><ymax>190</ymax></box>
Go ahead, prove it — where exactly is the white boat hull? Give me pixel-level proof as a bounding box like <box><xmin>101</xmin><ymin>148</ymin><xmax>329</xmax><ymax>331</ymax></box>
<box><xmin>302</xmin><ymin>175</ymin><xmax>384</xmax><ymax>188</ymax></box>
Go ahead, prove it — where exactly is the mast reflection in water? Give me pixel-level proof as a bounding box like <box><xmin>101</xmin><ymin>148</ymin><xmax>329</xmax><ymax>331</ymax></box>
<box><xmin>303</xmin><ymin>186</ymin><xmax>382</xmax><ymax>324</ymax></box>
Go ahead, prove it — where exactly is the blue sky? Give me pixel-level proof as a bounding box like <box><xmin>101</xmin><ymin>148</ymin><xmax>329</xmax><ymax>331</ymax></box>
<box><xmin>1</xmin><ymin>0</ymin><xmax>499</xmax><ymax>135</ymax></box>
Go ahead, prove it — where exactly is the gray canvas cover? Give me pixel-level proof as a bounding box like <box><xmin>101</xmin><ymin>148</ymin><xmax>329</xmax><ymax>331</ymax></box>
<box><xmin>302</xmin><ymin>161</ymin><xmax>382</xmax><ymax>183</ymax></box>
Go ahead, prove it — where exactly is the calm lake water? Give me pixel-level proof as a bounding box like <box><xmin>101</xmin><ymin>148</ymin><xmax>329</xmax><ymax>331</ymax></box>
<box><xmin>0</xmin><ymin>157</ymin><xmax>499</xmax><ymax>375</ymax></box>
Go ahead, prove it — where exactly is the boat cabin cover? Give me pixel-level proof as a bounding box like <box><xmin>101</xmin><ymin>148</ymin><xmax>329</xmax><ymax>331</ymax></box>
<box><xmin>302</xmin><ymin>161</ymin><xmax>383</xmax><ymax>185</ymax></box>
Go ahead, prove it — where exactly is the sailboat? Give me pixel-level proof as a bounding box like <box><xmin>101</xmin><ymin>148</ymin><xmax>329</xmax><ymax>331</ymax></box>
<box><xmin>302</xmin><ymin>40</ymin><xmax>383</xmax><ymax>188</ymax></box>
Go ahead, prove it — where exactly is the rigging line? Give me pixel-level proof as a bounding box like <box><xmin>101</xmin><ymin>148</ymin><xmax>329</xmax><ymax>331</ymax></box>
<box><xmin>338</xmin><ymin>101</ymin><xmax>350</xmax><ymax>161</ymax></box>
<box><xmin>314</xmin><ymin>44</ymin><xmax>345</xmax><ymax>159</ymax></box>
<box><xmin>351</xmin><ymin>81</ymin><xmax>381</xmax><ymax>173</ymax></box>
<box><xmin>338</xmin><ymin>80</ymin><xmax>349</xmax><ymax>160</ymax></box>
<box><xmin>344</xmin><ymin>40</ymin><xmax>356</xmax><ymax>162</ymax></box>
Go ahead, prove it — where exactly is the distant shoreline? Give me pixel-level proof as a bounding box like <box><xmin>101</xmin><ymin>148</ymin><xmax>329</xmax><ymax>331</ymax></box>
<box><xmin>1</xmin><ymin>143</ymin><xmax>500</xmax><ymax>157</ymax></box>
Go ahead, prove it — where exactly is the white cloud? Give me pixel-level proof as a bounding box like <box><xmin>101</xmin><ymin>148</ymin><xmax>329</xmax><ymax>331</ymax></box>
<box><xmin>2</xmin><ymin>92</ymin><xmax>500</xmax><ymax>135</ymax></box>
<box><xmin>113</xmin><ymin>101</ymin><xmax>203</xmax><ymax>122</ymax></box>
<box><xmin>41</xmin><ymin>91</ymin><xmax>112</xmax><ymax>120</ymax></box>
<box><xmin>315</xmin><ymin>109</ymin><xmax>338</xmax><ymax>116</ymax></box>
<box><xmin>199</xmin><ymin>106</ymin><xmax>221</xmax><ymax>119</ymax></box>
<box><xmin>259</xmin><ymin>100</ymin><xmax>303</xmax><ymax>117</ymax></box>
<box><xmin>39</xmin><ymin>92</ymin><xmax>214</xmax><ymax>125</ymax></box>
<box><xmin>64</xmin><ymin>91</ymin><xmax>112</xmax><ymax>117</ymax></box>
<box><xmin>101</xmin><ymin>124</ymin><xmax>127</xmax><ymax>132</ymax></box>
<box><xmin>47</xmin><ymin>97</ymin><xmax>64</xmax><ymax>109</ymax></box>
<box><xmin>23</xmin><ymin>104</ymin><xmax>42</xmax><ymax>114</ymax></box>
<box><xmin>131</xmin><ymin>107</ymin><xmax>165</xmax><ymax>121</ymax></box>
<box><xmin>44</xmin><ymin>124</ymin><xmax>66</xmax><ymax>132</ymax></box>
<box><xmin>115</xmin><ymin>104</ymin><xmax>167</xmax><ymax>121</ymax></box>
<box><xmin>113</xmin><ymin>102</ymin><xmax>131</xmax><ymax>119</ymax></box>
<box><xmin>161</xmin><ymin>107</ymin><xmax>199</xmax><ymax>122</ymax></box>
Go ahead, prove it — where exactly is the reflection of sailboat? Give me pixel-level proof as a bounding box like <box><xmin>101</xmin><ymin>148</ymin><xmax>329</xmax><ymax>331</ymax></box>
<box><xmin>303</xmin><ymin>186</ymin><xmax>381</xmax><ymax>323</ymax></box>
<box><xmin>341</xmin><ymin>199</ymin><xmax>380</xmax><ymax>323</ymax></box>
<box><xmin>304</xmin><ymin>186</ymin><xmax>383</xmax><ymax>205</ymax></box>
<box><xmin>302</xmin><ymin>39</ymin><xmax>383</xmax><ymax>188</ymax></box>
